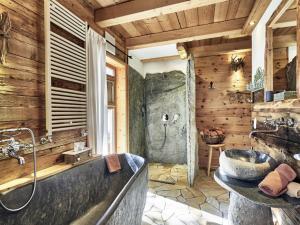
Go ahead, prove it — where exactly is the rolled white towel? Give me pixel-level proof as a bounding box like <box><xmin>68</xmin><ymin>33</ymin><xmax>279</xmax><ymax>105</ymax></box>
<box><xmin>287</xmin><ymin>182</ymin><xmax>300</xmax><ymax>198</ymax></box>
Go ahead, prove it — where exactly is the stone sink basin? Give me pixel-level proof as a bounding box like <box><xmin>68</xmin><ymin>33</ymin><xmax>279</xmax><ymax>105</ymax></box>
<box><xmin>219</xmin><ymin>149</ymin><xmax>277</xmax><ymax>181</ymax></box>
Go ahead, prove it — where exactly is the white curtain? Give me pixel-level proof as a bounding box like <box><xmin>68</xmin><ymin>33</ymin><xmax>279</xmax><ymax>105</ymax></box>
<box><xmin>87</xmin><ymin>28</ymin><xmax>108</xmax><ymax>155</ymax></box>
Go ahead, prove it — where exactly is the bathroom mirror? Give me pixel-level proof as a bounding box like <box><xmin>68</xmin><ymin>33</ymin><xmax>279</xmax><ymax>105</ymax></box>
<box><xmin>272</xmin><ymin>26</ymin><xmax>297</xmax><ymax>98</ymax></box>
<box><xmin>265</xmin><ymin>1</ymin><xmax>299</xmax><ymax>102</ymax></box>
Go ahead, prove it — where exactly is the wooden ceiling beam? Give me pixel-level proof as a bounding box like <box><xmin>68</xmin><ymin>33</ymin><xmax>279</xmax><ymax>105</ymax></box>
<box><xmin>141</xmin><ymin>55</ymin><xmax>181</xmax><ymax>63</ymax></box>
<box><xmin>95</xmin><ymin>0</ymin><xmax>227</xmax><ymax>27</ymax></box>
<box><xmin>126</xmin><ymin>18</ymin><xmax>246</xmax><ymax>49</ymax></box>
<box><xmin>242</xmin><ymin>0</ymin><xmax>272</xmax><ymax>35</ymax></box>
<box><xmin>272</xmin><ymin>8</ymin><xmax>296</xmax><ymax>29</ymax></box>
<box><xmin>189</xmin><ymin>39</ymin><xmax>251</xmax><ymax>57</ymax></box>
<box><xmin>267</xmin><ymin>0</ymin><xmax>295</xmax><ymax>27</ymax></box>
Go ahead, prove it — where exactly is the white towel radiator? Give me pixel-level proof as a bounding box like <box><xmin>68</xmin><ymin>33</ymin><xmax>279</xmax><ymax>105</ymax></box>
<box><xmin>44</xmin><ymin>0</ymin><xmax>87</xmax><ymax>136</ymax></box>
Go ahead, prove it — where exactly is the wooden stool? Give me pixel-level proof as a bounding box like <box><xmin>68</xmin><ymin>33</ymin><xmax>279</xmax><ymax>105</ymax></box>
<box><xmin>207</xmin><ymin>143</ymin><xmax>225</xmax><ymax>176</ymax></box>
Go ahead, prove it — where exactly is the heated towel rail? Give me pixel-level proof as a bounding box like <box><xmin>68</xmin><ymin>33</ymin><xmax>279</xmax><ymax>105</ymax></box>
<box><xmin>44</xmin><ymin>0</ymin><xmax>87</xmax><ymax>136</ymax></box>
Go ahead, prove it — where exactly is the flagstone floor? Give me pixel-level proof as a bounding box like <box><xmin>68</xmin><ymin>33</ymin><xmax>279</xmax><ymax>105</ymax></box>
<box><xmin>142</xmin><ymin>163</ymin><xmax>229</xmax><ymax>225</ymax></box>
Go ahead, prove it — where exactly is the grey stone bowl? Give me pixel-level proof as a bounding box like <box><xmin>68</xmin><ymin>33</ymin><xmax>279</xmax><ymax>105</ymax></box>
<box><xmin>219</xmin><ymin>149</ymin><xmax>277</xmax><ymax>181</ymax></box>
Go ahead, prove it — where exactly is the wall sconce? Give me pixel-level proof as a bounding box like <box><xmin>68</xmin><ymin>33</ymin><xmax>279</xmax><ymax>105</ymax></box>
<box><xmin>231</xmin><ymin>55</ymin><xmax>245</xmax><ymax>72</ymax></box>
<box><xmin>0</xmin><ymin>12</ymin><xmax>11</xmax><ymax>64</ymax></box>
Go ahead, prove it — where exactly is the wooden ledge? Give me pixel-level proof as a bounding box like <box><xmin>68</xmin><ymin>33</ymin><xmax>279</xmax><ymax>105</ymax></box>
<box><xmin>0</xmin><ymin>156</ymin><xmax>100</xmax><ymax>195</ymax></box>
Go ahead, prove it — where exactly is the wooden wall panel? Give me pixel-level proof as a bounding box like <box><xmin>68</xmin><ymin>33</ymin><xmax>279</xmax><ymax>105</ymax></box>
<box><xmin>273</xmin><ymin>47</ymin><xmax>289</xmax><ymax>91</ymax></box>
<box><xmin>0</xmin><ymin>0</ymin><xmax>126</xmax><ymax>184</ymax></box>
<box><xmin>116</xmin><ymin>67</ymin><xmax>129</xmax><ymax>153</ymax></box>
<box><xmin>195</xmin><ymin>52</ymin><xmax>252</xmax><ymax>168</ymax></box>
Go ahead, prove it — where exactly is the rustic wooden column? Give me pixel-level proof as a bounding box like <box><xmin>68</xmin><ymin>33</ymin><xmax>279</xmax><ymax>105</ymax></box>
<box><xmin>265</xmin><ymin>27</ymin><xmax>273</xmax><ymax>93</ymax></box>
<box><xmin>297</xmin><ymin>0</ymin><xmax>300</xmax><ymax>97</ymax></box>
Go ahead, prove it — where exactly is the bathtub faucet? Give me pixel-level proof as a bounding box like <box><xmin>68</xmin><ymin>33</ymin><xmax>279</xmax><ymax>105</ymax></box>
<box><xmin>0</xmin><ymin>137</ymin><xmax>31</xmax><ymax>165</ymax></box>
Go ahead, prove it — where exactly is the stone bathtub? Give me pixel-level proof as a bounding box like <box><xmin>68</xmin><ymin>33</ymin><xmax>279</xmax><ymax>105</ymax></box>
<box><xmin>0</xmin><ymin>153</ymin><xmax>148</xmax><ymax>225</ymax></box>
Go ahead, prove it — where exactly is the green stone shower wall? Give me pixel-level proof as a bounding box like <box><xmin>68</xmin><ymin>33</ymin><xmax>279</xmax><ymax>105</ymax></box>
<box><xmin>128</xmin><ymin>66</ymin><xmax>145</xmax><ymax>157</ymax></box>
<box><xmin>145</xmin><ymin>71</ymin><xmax>187</xmax><ymax>164</ymax></box>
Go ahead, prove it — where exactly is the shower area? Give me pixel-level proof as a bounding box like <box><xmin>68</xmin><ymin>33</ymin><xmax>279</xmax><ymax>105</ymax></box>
<box><xmin>144</xmin><ymin>71</ymin><xmax>187</xmax><ymax>164</ymax></box>
<box><xmin>129</xmin><ymin>59</ymin><xmax>198</xmax><ymax>186</ymax></box>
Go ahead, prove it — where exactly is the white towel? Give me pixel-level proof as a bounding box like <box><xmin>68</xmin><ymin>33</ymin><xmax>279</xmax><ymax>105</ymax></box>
<box><xmin>287</xmin><ymin>182</ymin><xmax>300</xmax><ymax>198</ymax></box>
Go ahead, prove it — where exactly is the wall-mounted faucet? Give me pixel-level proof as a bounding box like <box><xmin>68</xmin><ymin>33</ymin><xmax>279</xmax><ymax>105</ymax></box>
<box><xmin>161</xmin><ymin>113</ymin><xmax>180</xmax><ymax>126</ymax></box>
<box><xmin>249</xmin><ymin>124</ymin><xmax>279</xmax><ymax>139</ymax></box>
<box><xmin>40</xmin><ymin>135</ymin><xmax>53</xmax><ymax>145</ymax></box>
<box><xmin>161</xmin><ymin>113</ymin><xmax>169</xmax><ymax>126</ymax></box>
<box><xmin>0</xmin><ymin>137</ymin><xmax>33</xmax><ymax>165</ymax></box>
<box><xmin>249</xmin><ymin>116</ymin><xmax>297</xmax><ymax>139</ymax></box>
<box><xmin>249</xmin><ymin>117</ymin><xmax>279</xmax><ymax>138</ymax></box>
<box><xmin>0</xmin><ymin>137</ymin><xmax>27</xmax><ymax>165</ymax></box>
<box><xmin>0</xmin><ymin>128</ymin><xmax>37</xmax><ymax>212</ymax></box>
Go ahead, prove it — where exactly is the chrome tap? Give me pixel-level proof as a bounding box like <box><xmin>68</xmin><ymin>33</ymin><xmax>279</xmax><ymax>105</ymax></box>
<box><xmin>249</xmin><ymin>124</ymin><xmax>279</xmax><ymax>138</ymax></box>
<box><xmin>0</xmin><ymin>128</ymin><xmax>37</xmax><ymax>212</ymax></box>
<box><xmin>249</xmin><ymin>117</ymin><xmax>279</xmax><ymax>139</ymax></box>
<box><xmin>0</xmin><ymin>137</ymin><xmax>29</xmax><ymax>165</ymax></box>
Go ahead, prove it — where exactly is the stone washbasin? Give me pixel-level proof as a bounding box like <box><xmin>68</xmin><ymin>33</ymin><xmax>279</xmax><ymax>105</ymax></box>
<box><xmin>219</xmin><ymin>149</ymin><xmax>277</xmax><ymax>181</ymax></box>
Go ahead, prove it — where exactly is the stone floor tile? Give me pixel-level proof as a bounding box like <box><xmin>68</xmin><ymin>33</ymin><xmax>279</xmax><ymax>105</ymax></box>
<box><xmin>187</xmin><ymin>187</ymin><xmax>206</xmax><ymax>198</ymax></box>
<box><xmin>156</xmin><ymin>189</ymin><xmax>181</xmax><ymax>198</ymax></box>
<box><xmin>176</xmin><ymin>196</ymin><xmax>187</xmax><ymax>204</ymax></box>
<box><xmin>144</xmin><ymin>211</ymin><xmax>163</xmax><ymax>223</ymax></box>
<box><xmin>161</xmin><ymin>208</ymin><xmax>175</xmax><ymax>221</ymax></box>
<box><xmin>185</xmin><ymin>196</ymin><xmax>205</xmax><ymax>209</ymax></box>
<box><xmin>143</xmin><ymin>164</ymin><xmax>228</xmax><ymax>225</ymax></box>
<box><xmin>216</xmin><ymin>193</ymin><xmax>229</xmax><ymax>203</ymax></box>
<box><xmin>200</xmin><ymin>203</ymin><xmax>223</xmax><ymax>217</ymax></box>
<box><xmin>153</xmin><ymin>183</ymin><xmax>184</xmax><ymax>190</ymax></box>
<box><xmin>206</xmin><ymin>197</ymin><xmax>220</xmax><ymax>209</ymax></box>
<box><xmin>181</xmin><ymin>188</ymin><xmax>194</xmax><ymax>199</ymax></box>
<box><xmin>142</xmin><ymin>215</ymin><xmax>157</xmax><ymax>225</ymax></box>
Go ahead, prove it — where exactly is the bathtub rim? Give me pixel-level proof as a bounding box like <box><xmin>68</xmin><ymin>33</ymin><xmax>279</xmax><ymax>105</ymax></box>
<box><xmin>95</xmin><ymin>153</ymin><xmax>148</xmax><ymax>225</ymax></box>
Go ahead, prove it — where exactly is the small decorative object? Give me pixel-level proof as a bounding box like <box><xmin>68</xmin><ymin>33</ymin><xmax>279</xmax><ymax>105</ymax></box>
<box><xmin>247</xmin><ymin>67</ymin><xmax>264</xmax><ymax>92</ymax></box>
<box><xmin>231</xmin><ymin>55</ymin><xmax>245</xmax><ymax>72</ymax></box>
<box><xmin>63</xmin><ymin>147</ymin><xmax>92</xmax><ymax>164</ymax></box>
<box><xmin>264</xmin><ymin>91</ymin><xmax>273</xmax><ymax>102</ymax></box>
<box><xmin>227</xmin><ymin>91</ymin><xmax>251</xmax><ymax>104</ymax></box>
<box><xmin>200</xmin><ymin>127</ymin><xmax>225</xmax><ymax>144</ymax></box>
<box><xmin>0</xmin><ymin>12</ymin><xmax>11</xmax><ymax>64</ymax></box>
<box><xmin>209</xmin><ymin>81</ymin><xmax>214</xmax><ymax>89</ymax></box>
<box><xmin>273</xmin><ymin>91</ymin><xmax>297</xmax><ymax>101</ymax></box>
<box><xmin>74</xmin><ymin>141</ymin><xmax>86</xmax><ymax>152</ymax></box>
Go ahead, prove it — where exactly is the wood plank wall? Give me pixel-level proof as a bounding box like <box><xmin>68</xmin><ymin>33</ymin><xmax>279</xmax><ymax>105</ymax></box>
<box><xmin>0</xmin><ymin>0</ymin><xmax>126</xmax><ymax>184</ymax></box>
<box><xmin>273</xmin><ymin>47</ymin><xmax>289</xmax><ymax>91</ymax></box>
<box><xmin>195</xmin><ymin>52</ymin><xmax>252</xmax><ymax>168</ymax></box>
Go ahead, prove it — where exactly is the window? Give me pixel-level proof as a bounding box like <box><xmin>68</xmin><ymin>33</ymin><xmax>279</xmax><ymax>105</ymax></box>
<box><xmin>107</xmin><ymin>64</ymin><xmax>115</xmax><ymax>106</ymax></box>
<box><xmin>106</xmin><ymin>64</ymin><xmax>116</xmax><ymax>154</ymax></box>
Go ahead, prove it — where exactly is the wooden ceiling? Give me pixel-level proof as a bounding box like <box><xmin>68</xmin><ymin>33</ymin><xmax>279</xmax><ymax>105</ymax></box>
<box><xmin>83</xmin><ymin>0</ymin><xmax>283</xmax><ymax>49</ymax></box>
<box><xmin>124</xmin><ymin>1</ymin><xmax>248</xmax><ymax>38</ymax></box>
<box><xmin>105</xmin><ymin>0</ymin><xmax>256</xmax><ymax>39</ymax></box>
<box><xmin>272</xmin><ymin>1</ymin><xmax>297</xmax><ymax>29</ymax></box>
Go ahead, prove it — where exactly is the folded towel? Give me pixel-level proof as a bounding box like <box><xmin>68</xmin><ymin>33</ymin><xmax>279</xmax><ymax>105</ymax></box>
<box><xmin>287</xmin><ymin>182</ymin><xmax>300</xmax><ymax>198</ymax></box>
<box><xmin>258</xmin><ymin>163</ymin><xmax>296</xmax><ymax>197</ymax></box>
<box><xmin>259</xmin><ymin>171</ymin><xmax>288</xmax><ymax>197</ymax></box>
<box><xmin>105</xmin><ymin>154</ymin><xmax>121</xmax><ymax>173</ymax></box>
<box><xmin>275</xmin><ymin>163</ymin><xmax>297</xmax><ymax>181</ymax></box>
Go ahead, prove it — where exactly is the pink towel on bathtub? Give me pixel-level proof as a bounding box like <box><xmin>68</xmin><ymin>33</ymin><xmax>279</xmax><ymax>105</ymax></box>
<box><xmin>259</xmin><ymin>163</ymin><xmax>296</xmax><ymax>197</ymax></box>
<box><xmin>105</xmin><ymin>154</ymin><xmax>121</xmax><ymax>173</ymax></box>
